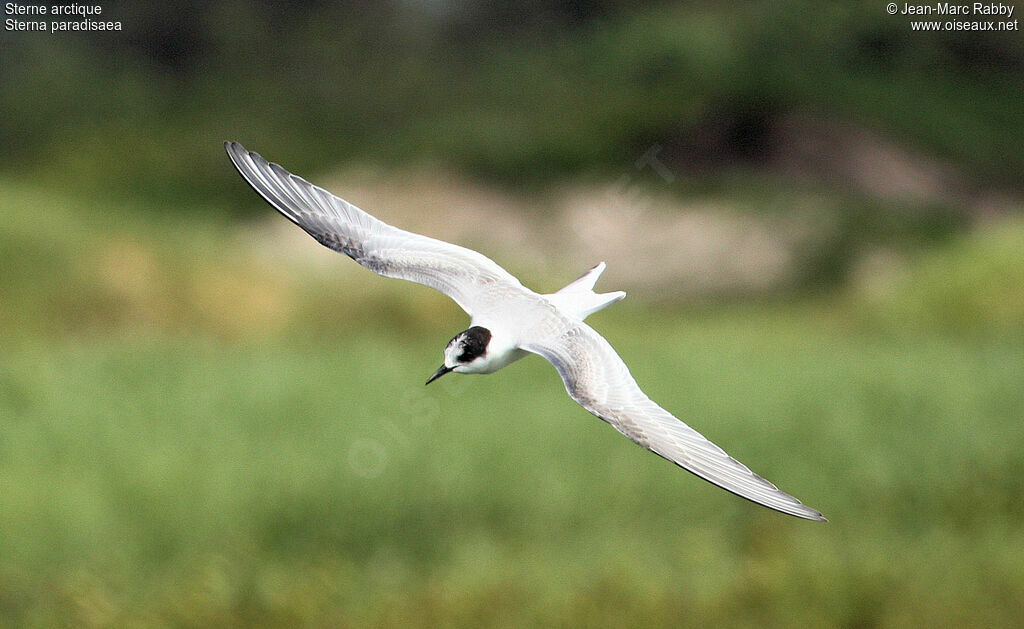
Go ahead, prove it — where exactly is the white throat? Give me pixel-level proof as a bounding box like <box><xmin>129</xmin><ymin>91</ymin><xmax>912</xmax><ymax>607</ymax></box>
<box><xmin>455</xmin><ymin>328</ymin><xmax>527</xmax><ymax>375</ymax></box>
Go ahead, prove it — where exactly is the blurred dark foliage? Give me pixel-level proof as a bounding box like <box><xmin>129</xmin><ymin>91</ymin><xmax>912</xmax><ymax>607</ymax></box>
<box><xmin>1</xmin><ymin>0</ymin><xmax>1021</xmax><ymax>208</ymax></box>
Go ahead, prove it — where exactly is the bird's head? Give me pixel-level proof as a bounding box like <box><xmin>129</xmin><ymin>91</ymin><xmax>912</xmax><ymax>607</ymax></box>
<box><xmin>426</xmin><ymin>326</ymin><xmax>492</xmax><ymax>384</ymax></box>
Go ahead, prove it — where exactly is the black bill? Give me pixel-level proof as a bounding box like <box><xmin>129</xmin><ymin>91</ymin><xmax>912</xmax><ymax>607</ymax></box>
<box><xmin>425</xmin><ymin>365</ymin><xmax>453</xmax><ymax>385</ymax></box>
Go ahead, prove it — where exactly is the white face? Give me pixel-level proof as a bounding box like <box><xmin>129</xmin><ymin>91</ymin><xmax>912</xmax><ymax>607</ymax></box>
<box><xmin>443</xmin><ymin>340</ymin><xmax>465</xmax><ymax>370</ymax></box>
<box><xmin>442</xmin><ymin>327</ymin><xmax>491</xmax><ymax>372</ymax></box>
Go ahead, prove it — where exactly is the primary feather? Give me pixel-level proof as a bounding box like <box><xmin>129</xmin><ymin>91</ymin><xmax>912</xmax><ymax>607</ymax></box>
<box><xmin>226</xmin><ymin>141</ymin><xmax>825</xmax><ymax>521</ymax></box>
<box><xmin>522</xmin><ymin>325</ymin><xmax>825</xmax><ymax>521</ymax></box>
<box><xmin>226</xmin><ymin>141</ymin><xmax>524</xmax><ymax>315</ymax></box>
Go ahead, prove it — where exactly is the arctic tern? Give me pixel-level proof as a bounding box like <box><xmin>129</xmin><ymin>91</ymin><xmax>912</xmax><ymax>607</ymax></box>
<box><xmin>225</xmin><ymin>141</ymin><xmax>825</xmax><ymax>521</ymax></box>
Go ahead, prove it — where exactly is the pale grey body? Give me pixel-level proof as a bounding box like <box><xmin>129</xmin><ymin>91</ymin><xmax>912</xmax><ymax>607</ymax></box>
<box><xmin>226</xmin><ymin>141</ymin><xmax>825</xmax><ymax>521</ymax></box>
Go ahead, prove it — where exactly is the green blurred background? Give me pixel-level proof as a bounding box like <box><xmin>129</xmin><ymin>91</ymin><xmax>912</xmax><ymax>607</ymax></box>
<box><xmin>1</xmin><ymin>1</ymin><xmax>1022</xmax><ymax>626</ymax></box>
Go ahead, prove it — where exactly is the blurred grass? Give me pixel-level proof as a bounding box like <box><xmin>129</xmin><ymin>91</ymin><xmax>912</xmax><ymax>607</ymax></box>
<box><xmin>856</xmin><ymin>216</ymin><xmax>1024</xmax><ymax>338</ymax></box>
<box><xmin>1</xmin><ymin>180</ymin><xmax>1023</xmax><ymax>626</ymax></box>
<box><xmin>1</xmin><ymin>312</ymin><xmax>1022</xmax><ymax>626</ymax></box>
<box><xmin>2</xmin><ymin>1</ymin><xmax>1021</xmax><ymax>623</ymax></box>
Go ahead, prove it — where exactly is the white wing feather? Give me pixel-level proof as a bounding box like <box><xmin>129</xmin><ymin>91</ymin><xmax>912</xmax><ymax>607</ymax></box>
<box><xmin>227</xmin><ymin>141</ymin><xmax>824</xmax><ymax>521</ymax></box>
<box><xmin>523</xmin><ymin>322</ymin><xmax>825</xmax><ymax>521</ymax></box>
<box><xmin>225</xmin><ymin>141</ymin><xmax>523</xmax><ymax>315</ymax></box>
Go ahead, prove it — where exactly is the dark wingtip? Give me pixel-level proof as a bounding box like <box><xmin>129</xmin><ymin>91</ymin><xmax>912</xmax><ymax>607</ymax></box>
<box><xmin>225</xmin><ymin>140</ymin><xmax>246</xmax><ymax>155</ymax></box>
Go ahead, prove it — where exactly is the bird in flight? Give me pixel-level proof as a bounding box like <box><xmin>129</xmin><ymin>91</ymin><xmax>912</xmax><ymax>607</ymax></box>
<box><xmin>225</xmin><ymin>141</ymin><xmax>825</xmax><ymax>521</ymax></box>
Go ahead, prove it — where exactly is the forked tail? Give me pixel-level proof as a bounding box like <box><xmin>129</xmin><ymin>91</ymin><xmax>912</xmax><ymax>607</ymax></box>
<box><xmin>544</xmin><ymin>262</ymin><xmax>626</xmax><ymax>321</ymax></box>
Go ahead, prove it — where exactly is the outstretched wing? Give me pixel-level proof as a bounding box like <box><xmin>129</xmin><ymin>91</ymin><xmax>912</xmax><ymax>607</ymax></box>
<box><xmin>225</xmin><ymin>141</ymin><xmax>524</xmax><ymax>315</ymax></box>
<box><xmin>523</xmin><ymin>322</ymin><xmax>825</xmax><ymax>521</ymax></box>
